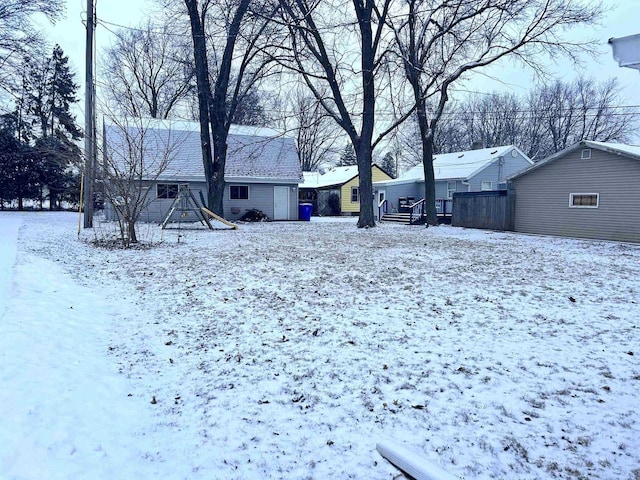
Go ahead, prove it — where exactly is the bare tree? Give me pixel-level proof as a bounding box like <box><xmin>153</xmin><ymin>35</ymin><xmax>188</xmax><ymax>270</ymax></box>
<box><xmin>101</xmin><ymin>116</ymin><xmax>184</xmax><ymax>246</ymax></box>
<box><xmin>0</xmin><ymin>1</ymin><xmax>63</xmax><ymax>96</ymax></box>
<box><xmin>535</xmin><ymin>77</ymin><xmax>635</xmax><ymax>157</ymax></box>
<box><xmin>388</xmin><ymin>0</ymin><xmax>602</xmax><ymax>225</ymax></box>
<box><xmin>284</xmin><ymin>90</ymin><xmax>340</xmax><ymax>171</ymax></box>
<box><xmin>435</xmin><ymin>78</ymin><xmax>637</xmax><ymax>160</ymax></box>
<box><xmin>277</xmin><ymin>0</ymin><xmax>410</xmax><ymax>227</ymax></box>
<box><xmin>101</xmin><ymin>21</ymin><xmax>195</xmax><ymax>119</ymax></box>
<box><xmin>181</xmin><ymin>0</ymin><xmax>280</xmax><ymax>215</ymax></box>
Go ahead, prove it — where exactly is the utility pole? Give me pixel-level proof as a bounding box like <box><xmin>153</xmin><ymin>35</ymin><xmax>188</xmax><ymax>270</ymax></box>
<box><xmin>83</xmin><ymin>0</ymin><xmax>95</xmax><ymax>228</ymax></box>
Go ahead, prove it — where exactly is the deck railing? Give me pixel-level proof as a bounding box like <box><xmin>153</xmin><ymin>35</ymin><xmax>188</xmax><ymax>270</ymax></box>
<box><xmin>408</xmin><ymin>199</ymin><xmax>425</xmax><ymax>224</ymax></box>
<box><xmin>378</xmin><ymin>198</ymin><xmax>388</xmax><ymax>221</ymax></box>
<box><xmin>436</xmin><ymin>199</ymin><xmax>452</xmax><ymax>215</ymax></box>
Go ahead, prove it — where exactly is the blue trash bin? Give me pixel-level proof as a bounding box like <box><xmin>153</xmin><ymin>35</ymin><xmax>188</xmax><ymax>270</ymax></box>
<box><xmin>299</xmin><ymin>203</ymin><xmax>313</xmax><ymax>221</ymax></box>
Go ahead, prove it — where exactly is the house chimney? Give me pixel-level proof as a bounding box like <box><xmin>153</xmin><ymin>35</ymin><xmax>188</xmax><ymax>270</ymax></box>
<box><xmin>471</xmin><ymin>141</ymin><xmax>484</xmax><ymax>150</ymax></box>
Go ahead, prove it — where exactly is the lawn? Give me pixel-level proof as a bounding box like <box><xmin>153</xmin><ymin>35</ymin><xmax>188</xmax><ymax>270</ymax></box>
<box><xmin>1</xmin><ymin>212</ymin><xmax>638</xmax><ymax>479</ymax></box>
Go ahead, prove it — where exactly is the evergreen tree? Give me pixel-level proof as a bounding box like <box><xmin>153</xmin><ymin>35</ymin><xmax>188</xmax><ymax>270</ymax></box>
<box><xmin>25</xmin><ymin>45</ymin><xmax>82</xmax><ymax>140</ymax></box>
<box><xmin>338</xmin><ymin>143</ymin><xmax>357</xmax><ymax>166</ymax></box>
<box><xmin>21</xmin><ymin>45</ymin><xmax>82</xmax><ymax>209</ymax></box>
<box><xmin>0</xmin><ymin>128</ymin><xmax>20</xmax><ymax>209</ymax></box>
<box><xmin>35</xmin><ymin>136</ymin><xmax>81</xmax><ymax>209</ymax></box>
<box><xmin>49</xmin><ymin>45</ymin><xmax>82</xmax><ymax>140</ymax></box>
<box><xmin>0</xmin><ymin>128</ymin><xmax>40</xmax><ymax>210</ymax></box>
<box><xmin>379</xmin><ymin>152</ymin><xmax>397</xmax><ymax>179</ymax></box>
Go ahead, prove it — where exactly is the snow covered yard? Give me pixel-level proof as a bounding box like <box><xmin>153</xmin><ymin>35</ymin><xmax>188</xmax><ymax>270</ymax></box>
<box><xmin>1</xmin><ymin>212</ymin><xmax>639</xmax><ymax>480</ymax></box>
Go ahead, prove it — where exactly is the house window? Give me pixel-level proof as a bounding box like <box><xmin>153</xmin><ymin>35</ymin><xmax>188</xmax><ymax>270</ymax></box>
<box><xmin>481</xmin><ymin>181</ymin><xmax>493</xmax><ymax>191</ymax></box>
<box><xmin>351</xmin><ymin>187</ymin><xmax>359</xmax><ymax>203</ymax></box>
<box><xmin>230</xmin><ymin>185</ymin><xmax>249</xmax><ymax>200</ymax></box>
<box><xmin>157</xmin><ymin>183</ymin><xmax>179</xmax><ymax>199</ymax></box>
<box><xmin>447</xmin><ymin>181</ymin><xmax>457</xmax><ymax>199</ymax></box>
<box><xmin>570</xmin><ymin>193</ymin><xmax>599</xmax><ymax>208</ymax></box>
<box><xmin>581</xmin><ymin>149</ymin><xmax>592</xmax><ymax>160</ymax></box>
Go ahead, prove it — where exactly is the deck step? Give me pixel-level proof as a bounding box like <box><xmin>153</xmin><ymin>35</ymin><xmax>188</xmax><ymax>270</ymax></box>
<box><xmin>381</xmin><ymin>213</ymin><xmax>413</xmax><ymax>224</ymax></box>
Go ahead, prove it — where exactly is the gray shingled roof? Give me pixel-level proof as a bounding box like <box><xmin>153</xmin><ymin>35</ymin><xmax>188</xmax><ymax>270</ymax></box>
<box><xmin>103</xmin><ymin>119</ymin><xmax>302</xmax><ymax>182</ymax></box>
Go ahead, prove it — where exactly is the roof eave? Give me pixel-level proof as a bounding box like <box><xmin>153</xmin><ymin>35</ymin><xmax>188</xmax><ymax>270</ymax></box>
<box><xmin>507</xmin><ymin>140</ymin><xmax>640</xmax><ymax>181</ymax></box>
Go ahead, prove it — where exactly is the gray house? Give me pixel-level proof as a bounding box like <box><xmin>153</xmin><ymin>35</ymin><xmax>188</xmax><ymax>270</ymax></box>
<box><xmin>103</xmin><ymin>119</ymin><xmax>302</xmax><ymax>223</ymax></box>
<box><xmin>373</xmin><ymin>145</ymin><xmax>532</xmax><ymax>219</ymax></box>
<box><xmin>509</xmin><ymin>141</ymin><xmax>640</xmax><ymax>243</ymax></box>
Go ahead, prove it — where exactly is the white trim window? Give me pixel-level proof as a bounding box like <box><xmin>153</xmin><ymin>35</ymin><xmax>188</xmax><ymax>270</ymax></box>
<box><xmin>351</xmin><ymin>187</ymin><xmax>359</xmax><ymax>203</ymax></box>
<box><xmin>157</xmin><ymin>183</ymin><xmax>179</xmax><ymax>199</ymax></box>
<box><xmin>569</xmin><ymin>193</ymin><xmax>599</xmax><ymax>208</ymax></box>
<box><xmin>447</xmin><ymin>181</ymin><xmax>457</xmax><ymax>199</ymax></box>
<box><xmin>230</xmin><ymin>185</ymin><xmax>249</xmax><ymax>200</ymax></box>
<box><xmin>581</xmin><ymin>149</ymin><xmax>592</xmax><ymax>160</ymax></box>
<box><xmin>481</xmin><ymin>181</ymin><xmax>493</xmax><ymax>191</ymax></box>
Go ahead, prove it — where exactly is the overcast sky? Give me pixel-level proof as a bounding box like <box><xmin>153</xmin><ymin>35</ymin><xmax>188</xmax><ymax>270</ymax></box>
<box><xmin>39</xmin><ymin>0</ymin><xmax>640</xmax><ymax>129</ymax></box>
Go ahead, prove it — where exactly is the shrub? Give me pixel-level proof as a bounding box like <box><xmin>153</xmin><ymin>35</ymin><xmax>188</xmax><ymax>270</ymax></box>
<box><xmin>327</xmin><ymin>193</ymin><xmax>341</xmax><ymax>215</ymax></box>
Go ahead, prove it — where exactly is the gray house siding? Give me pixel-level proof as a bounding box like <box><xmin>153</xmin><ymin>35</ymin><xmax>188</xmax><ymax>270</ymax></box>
<box><xmin>513</xmin><ymin>149</ymin><xmax>640</xmax><ymax>242</ymax></box>
<box><xmin>106</xmin><ymin>181</ymin><xmax>299</xmax><ymax>223</ymax></box>
<box><xmin>435</xmin><ymin>179</ymin><xmax>467</xmax><ymax>199</ymax></box>
<box><xmin>467</xmin><ymin>154</ymin><xmax>532</xmax><ymax>191</ymax></box>
<box><xmin>502</xmin><ymin>152</ymin><xmax>534</xmax><ymax>179</ymax></box>
<box><xmin>104</xmin><ymin>120</ymin><xmax>302</xmax><ymax>224</ymax></box>
<box><xmin>105</xmin><ymin>180</ymin><xmax>208</xmax><ymax>224</ymax></box>
<box><xmin>224</xmin><ymin>183</ymin><xmax>299</xmax><ymax>221</ymax></box>
<box><xmin>379</xmin><ymin>182</ymin><xmax>422</xmax><ymax>210</ymax></box>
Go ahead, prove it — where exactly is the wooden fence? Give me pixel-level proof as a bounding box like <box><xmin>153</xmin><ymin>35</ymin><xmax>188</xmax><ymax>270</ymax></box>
<box><xmin>452</xmin><ymin>190</ymin><xmax>515</xmax><ymax>231</ymax></box>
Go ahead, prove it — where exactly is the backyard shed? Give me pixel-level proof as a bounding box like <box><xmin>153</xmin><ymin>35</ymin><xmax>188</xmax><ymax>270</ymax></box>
<box><xmin>509</xmin><ymin>140</ymin><xmax>640</xmax><ymax>243</ymax></box>
<box><xmin>103</xmin><ymin>119</ymin><xmax>302</xmax><ymax>223</ymax></box>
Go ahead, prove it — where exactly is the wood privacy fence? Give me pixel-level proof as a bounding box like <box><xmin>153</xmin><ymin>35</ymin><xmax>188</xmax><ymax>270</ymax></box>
<box><xmin>452</xmin><ymin>190</ymin><xmax>515</xmax><ymax>231</ymax></box>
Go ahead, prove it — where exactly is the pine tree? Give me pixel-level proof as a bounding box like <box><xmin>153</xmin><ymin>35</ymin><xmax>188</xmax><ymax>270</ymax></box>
<box><xmin>380</xmin><ymin>152</ymin><xmax>397</xmax><ymax>178</ymax></box>
<box><xmin>25</xmin><ymin>45</ymin><xmax>81</xmax><ymax>140</ymax></box>
<box><xmin>21</xmin><ymin>45</ymin><xmax>82</xmax><ymax>209</ymax></box>
<box><xmin>49</xmin><ymin>45</ymin><xmax>82</xmax><ymax>140</ymax></box>
<box><xmin>338</xmin><ymin>143</ymin><xmax>357</xmax><ymax>166</ymax></box>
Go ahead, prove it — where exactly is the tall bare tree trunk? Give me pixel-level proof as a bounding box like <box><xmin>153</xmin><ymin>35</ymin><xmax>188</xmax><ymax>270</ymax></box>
<box><xmin>184</xmin><ymin>0</ymin><xmax>251</xmax><ymax>215</ymax></box>
<box><xmin>184</xmin><ymin>0</ymin><xmax>215</xmax><ymax>210</ymax></box>
<box><xmin>416</xmin><ymin>103</ymin><xmax>438</xmax><ymax>226</ymax></box>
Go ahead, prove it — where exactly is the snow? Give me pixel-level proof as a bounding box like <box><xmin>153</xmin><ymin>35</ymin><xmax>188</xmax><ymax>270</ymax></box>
<box><xmin>377</xmin><ymin>440</ymin><xmax>457</xmax><ymax>480</ymax></box>
<box><xmin>1</xmin><ymin>212</ymin><xmax>639</xmax><ymax>479</ymax></box>
<box><xmin>586</xmin><ymin>141</ymin><xmax>640</xmax><ymax>159</ymax></box>
<box><xmin>609</xmin><ymin>33</ymin><xmax>640</xmax><ymax>69</ymax></box>
<box><xmin>377</xmin><ymin>145</ymin><xmax>525</xmax><ymax>185</ymax></box>
<box><xmin>105</xmin><ymin>117</ymin><xmax>288</xmax><ymax>139</ymax></box>
<box><xmin>300</xmin><ymin>166</ymin><xmax>359</xmax><ymax>188</ymax></box>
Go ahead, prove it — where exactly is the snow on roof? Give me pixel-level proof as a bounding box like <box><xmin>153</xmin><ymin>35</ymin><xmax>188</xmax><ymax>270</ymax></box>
<box><xmin>508</xmin><ymin>140</ymin><xmax>640</xmax><ymax>180</ymax></box>
<box><xmin>586</xmin><ymin>141</ymin><xmax>640</xmax><ymax>158</ymax></box>
<box><xmin>299</xmin><ymin>165</ymin><xmax>359</xmax><ymax>188</ymax></box>
<box><xmin>301</xmin><ymin>171</ymin><xmax>322</xmax><ymax>188</ymax></box>
<box><xmin>609</xmin><ymin>33</ymin><xmax>640</xmax><ymax>70</ymax></box>
<box><xmin>376</xmin><ymin>145</ymin><xmax>520</xmax><ymax>185</ymax></box>
<box><xmin>103</xmin><ymin>118</ymin><xmax>302</xmax><ymax>182</ymax></box>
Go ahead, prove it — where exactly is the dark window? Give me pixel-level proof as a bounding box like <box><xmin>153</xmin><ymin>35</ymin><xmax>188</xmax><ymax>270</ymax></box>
<box><xmin>157</xmin><ymin>183</ymin><xmax>179</xmax><ymax>199</ymax></box>
<box><xmin>570</xmin><ymin>193</ymin><xmax>599</xmax><ymax>208</ymax></box>
<box><xmin>230</xmin><ymin>185</ymin><xmax>249</xmax><ymax>200</ymax></box>
<box><xmin>351</xmin><ymin>187</ymin><xmax>359</xmax><ymax>203</ymax></box>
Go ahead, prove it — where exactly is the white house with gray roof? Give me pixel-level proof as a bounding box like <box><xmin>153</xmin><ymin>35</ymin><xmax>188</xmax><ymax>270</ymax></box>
<box><xmin>509</xmin><ymin>140</ymin><xmax>640</xmax><ymax>243</ymax></box>
<box><xmin>373</xmin><ymin>145</ymin><xmax>532</xmax><ymax>218</ymax></box>
<box><xmin>103</xmin><ymin>119</ymin><xmax>302</xmax><ymax>222</ymax></box>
